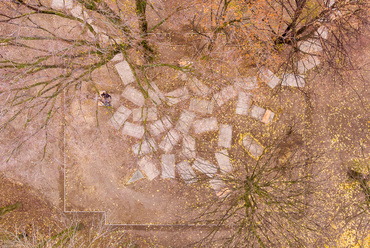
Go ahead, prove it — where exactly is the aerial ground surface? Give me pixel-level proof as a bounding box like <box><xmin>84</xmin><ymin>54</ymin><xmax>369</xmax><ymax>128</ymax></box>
<box><xmin>0</xmin><ymin>0</ymin><xmax>370</xmax><ymax>247</ymax></box>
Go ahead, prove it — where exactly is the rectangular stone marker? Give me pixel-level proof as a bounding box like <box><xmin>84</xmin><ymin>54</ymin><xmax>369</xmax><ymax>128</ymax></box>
<box><xmin>109</xmin><ymin>105</ymin><xmax>132</xmax><ymax>130</ymax></box>
<box><xmin>213</xmin><ymin>85</ymin><xmax>238</xmax><ymax>107</ymax></box>
<box><xmin>52</xmin><ymin>0</ymin><xmax>73</xmax><ymax>9</ymax></box>
<box><xmin>218</xmin><ymin>124</ymin><xmax>232</xmax><ymax>148</ymax></box>
<box><xmin>165</xmin><ymin>87</ymin><xmax>189</xmax><ymax>106</ymax></box>
<box><xmin>111</xmin><ymin>53</ymin><xmax>123</xmax><ymax>62</ymax></box>
<box><xmin>176</xmin><ymin>111</ymin><xmax>195</xmax><ymax>134</ymax></box>
<box><xmin>281</xmin><ymin>74</ymin><xmax>305</xmax><ymax>87</ymax></box>
<box><xmin>149</xmin><ymin>116</ymin><xmax>173</xmax><ymax>136</ymax></box>
<box><xmin>115</xmin><ymin>61</ymin><xmax>135</xmax><ymax>85</ymax></box>
<box><xmin>236</xmin><ymin>92</ymin><xmax>252</xmax><ymax>116</ymax></box>
<box><xmin>250</xmin><ymin>105</ymin><xmax>266</xmax><ymax>121</ymax></box>
<box><xmin>259</xmin><ymin>67</ymin><xmax>280</xmax><ymax>89</ymax></box>
<box><xmin>159</xmin><ymin>129</ymin><xmax>181</xmax><ymax>153</ymax></box>
<box><xmin>188</xmin><ymin>77</ymin><xmax>210</xmax><ymax>96</ymax></box>
<box><xmin>122</xmin><ymin>122</ymin><xmax>144</xmax><ymax>139</ymax></box>
<box><xmin>132</xmin><ymin>107</ymin><xmax>158</xmax><ymax>122</ymax></box>
<box><xmin>182</xmin><ymin>135</ymin><xmax>196</xmax><ymax>159</ymax></box>
<box><xmin>132</xmin><ymin>138</ymin><xmax>157</xmax><ymax>156</ymax></box>
<box><xmin>193</xmin><ymin>118</ymin><xmax>218</xmax><ymax>134</ymax></box>
<box><xmin>316</xmin><ymin>26</ymin><xmax>329</xmax><ymax>39</ymax></box>
<box><xmin>235</xmin><ymin>76</ymin><xmax>258</xmax><ymax>91</ymax></box>
<box><xmin>215</xmin><ymin>150</ymin><xmax>232</xmax><ymax>173</ymax></box>
<box><xmin>177</xmin><ymin>161</ymin><xmax>197</xmax><ymax>185</ymax></box>
<box><xmin>122</xmin><ymin>86</ymin><xmax>145</xmax><ymax>107</ymax></box>
<box><xmin>189</xmin><ymin>98</ymin><xmax>214</xmax><ymax>115</ymax></box>
<box><xmin>193</xmin><ymin>158</ymin><xmax>218</xmax><ymax>178</ymax></box>
<box><xmin>297</xmin><ymin>56</ymin><xmax>321</xmax><ymax>74</ymax></box>
<box><xmin>144</xmin><ymin>82</ymin><xmax>165</xmax><ymax>105</ymax></box>
<box><xmin>139</xmin><ymin>157</ymin><xmax>160</xmax><ymax>180</ymax></box>
<box><xmin>261</xmin><ymin>109</ymin><xmax>275</xmax><ymax>124</ymax></box>
<box><xmin>161</xmin><ymin>154</ymin><xmax>175</xmax><ymax>179</ymax></box>
<box><xmin>241</xmin><ymin>134</ymin><xmax>264</xmax><ymax>159</ymax></box>
<box><xmin>209</xmin><ymin>178</ymin><xmax>230</xmax><ymax>198</ymax></box>
<box><xmin>298</xmin><ymin>39</ymin><xmax>322</xmax><ymax>54</ymax></box>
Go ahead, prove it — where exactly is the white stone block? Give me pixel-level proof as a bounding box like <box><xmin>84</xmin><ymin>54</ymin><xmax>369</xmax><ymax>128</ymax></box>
<box><xmin>297</xmin><ymin>56</ymin><xmax>321</xmax><ymax>74</ymax></box>
<box><xmin>115</xmin><ymin>61</ymin><xmax>135</xmax><ymax>85</ymax></box>
<box><xmin>165</xmin><ymin>87</ymin><xmax>189</xmax><ymax>106</ymax></box>
<box><xmin>215</xmin><ymin>150</ymin><xmax>232</xmax><ymax>173</ymax></box>
<box><xmin>122</xmin><ymin>122</ymin><xmax>144</xmax><ymax>139</ymax></box>
<box><xmin>177</xmin><ymin>161</ymin><xmax>197</xmax><ymax>185</ymax></box>
<box><xmin>250</xmin><ymin>105</ymin><xmax>266</xmax><ymax>121</ymax></box>
<box><xmin>175</xmin><ymin>111</ymin><xmax>195</xmax><ymax>134</ymax></box>
<box><xmin>182</xmin><ymin>135</ymin><xmax>196</xmax><ymax>159</ymax></box>
<box><xmin>236</xmin><ymin>92</ymin><xmax>252</xmax><ymax>116</ymax></box>
<box><xmin>109</xmin><ymin>105</ymin><xmax>132</xmax><ymax>130</ymax></box>
<box><xmin>209</xmin><ymin>177</ymin><xmax>230</xmax><ymax>198</ymax></box>
<box><xmin>316</xmin><ymin>26</ymin><xmax>329</xmax><ymax>39</ymax></box>
<box><xmin>142</xmin><ymin>82</ymin><xmax>164</xmax><ymax>105</ymax></box>
<box><xmin>52</xmin><ymin>0</ymin><xmax>73</xmax><ymax>9</ymax></box>
<box><xmin>298</xmin><ymin>39</ymin><xmax>323</xmax><ymax>54</ymax></box>
<box><xmin>193</xmin><ymin>158</ymin><xmax>218</xmax><ymax>178</ymax></box>
<box><xmin>132</xmin><ymin>107</ymin><xmax>158</xmax><ymax>122</ymax></box>
<box><xmin>139</xmin><ymin>157</ymin><xmax>159</xmax><ymax>180</ymax></box>
<box><xmin>242</xmin><ymin>135</ymin><xmax>264</xmax><ymax>159</ymax></box>
<box><xmin>234</xmin><ymin>76</ymin><xmax>258</xmax><ymax>91</ymax></box>
<box><xmin>193</xmin><ymin>118</ymin><xmax>218</xmax><ymax>134</ymax></box>
<box><xmin>218</xmin><ymin>124</ymin><xmax>232</xmax><ymax>149</ymax></box>
<box><xmin>122</xmin><ymin>86</ymin><xmax>145</xmax><ymax>106</ymax></box>
<box><xmin>281</xmin><ymin>74</ymin><xmax>305</xmax><ymax>87</ymax></box>
<box><xmin>188</xmin><ymin>77</ymin><xmax>210</xmax><ymax>96</ymax></box>
<box><xmin>213</xmin><ymin>85</ymin><xmax>238</xmax><ymax>107</ymax></box>
<box><xmin>149</xmin><ymin>116</ymin><xmax>173</xmax><ymax>136</ymax></box>
<box><xmin>259</xmin><ymin>67</ymin><xmax>280</xmax><ymax>89</ymax></box>
<box><xmin>70</xmin><ymin>5</ymin><xmax>89</xmax><ymax>20</ymax></box>
<box><xmin>189</xmin><ymin>98</ymin><xmax>214</xmax><ymax>115</ymax></box>
<box><xmin>111</xmin><ymin>53</ymin><xmax>123</xmax><ymax>62</ymax></box>
<box><xmin>159</xmin><ymin>129</ymin><xmax>181</xmax><ymax>153</ymax></box>
<box><xmin>161</xmin><ymin>154</ymin><xmax>175</xmax><ymax>179</ymax></box>
<box><xmin>132</xmin><ymin>138</ymin><xmax>157</xmax><ymax>156</ymax></box>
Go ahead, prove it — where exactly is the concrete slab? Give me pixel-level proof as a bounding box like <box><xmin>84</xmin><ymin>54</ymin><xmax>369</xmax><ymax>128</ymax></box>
<box><xmin>109</xmin><ymin>105</ymin><xmax>132</xmax><ymax>130</ymax></box>
<box><xmin>188</xmin><ymin>77</ymin><xmax>210</xmax><ymax>96</ymax></box>
<box><xmin>149</xmin><ymin>116</ymin><xmax>173</xmax><ymax>136</ymax></box>
<box><xmin>316</xmin><ymin>26</ymin><xmax>329</xmax><ymax>39</ymax></box>
<box><xmin>259</xmin><ymin>67</ymin><xmax>280</xmax><ymax>89</ymax></box>
<box><xmin>115</xmin><ymin>61</ymin><xmax>135</xmax><ymax>85</ymax></box>
<box><xmin>182</xmin><ymin>135</ymin><xmax>196</xmax><ymax>159</ymax></box>
<box><xmin>159</xmin><ymin>129</ymin><xmax>181</xmax><ymax>153</ymax></box>
<box><xmin>165</xmin><ymin>87</ymin><xmax>189</xmax><ymax>106</ymax></box>
<box><xmin>298</xmin><ymin>39</ymin><xmax>323</xmax><ymax>54</ymax></box>
<box><xmin>177</xmin><ymin>161</ymin><xmax>197</xmax><ymax>185</ymax></box>
<box><xmin>122</xmin><ymin>122</ymin><xmax>144</xmax><ymax>139</ymax></box>
<box><xmin>250</xmin><ymin>105</ymin><xmax>266</xmax><ymax>121</ymax></box>
<box><xmin>175</xmin><ymin>111</ymin><xmax>195</xmax><ymax>134</ymax></box>
<box><xmin>234</xmin><ymin>76</ymin><xmax>258</xmax><ymax>91</ymax></box>
<box><xmin>132</xmin><ymin>107</ymin><xmax>158</xmax><ymax>122</ymax></box>
<box><xmin>215</xmin><ymin>150</ymin><xmax>232</xmax><ymax>173</ymax></box>
<box><xmin>236</xmin><ymin>92</ymin><xmax>252</xmax><ymax>116</ymax></box>
<box><xmin>218</xmin><ymin>124</ymin><xmax>232</xmax><ymax>149</ymax></box>
<box><xmin>70</xmin><ymin>5</ymin><xmax>90</xmax><ymax>21</ymax></box>
<box><xmin>281</xmin><ymin>74</ymin><xmax>305</xmax><ymax>87</ymax></box>
<box><xmin>132</xmin><ymin>138</ymin><xmax>157</xmax><ymax>156</ymax></box>
<box><xmin>209</xmin><ymin>178</ymin><xmax>231</xmax><ymax>198</ymax></box>
<box><xmin>189</xmin><ymin>98</ymin><xmax>214</xmax><ymax>115</ymax></box>
<box><xmin>111</xmin><ymin>53</ymin><xmax>123</xmax><ymax>62</ymax></box>
<box><xmin>161</xmin><ymin>154</ymin><xmax>175</xmax><ymax>179</ymax></box>
<box><xmin>138</xmin><ymin>157</ymin><xmax>160</xmax><ymax>180</ymax></box>
<box><xmin>297</xmin><ymin>56</ymin><xmax>321</xmax><ymax>74</ymax></box>
<box><xmin>213</xmin><ymin>85</ymin><xmax>238</xmax><ymax>107</ymax></box>
<box><xmin>126</xmin><ymin>170</ymin><xmax>144</xmax><ymax>184</ymax></box>
<box><xmin>193</xmin><ymin>158</ymin><xmax>218</xmax><ymax>177</ymax></box>
<box><xmin>241</xmin><ymin>134</ymin><xmax>264</xmax><ymax>159</ymax></box>
<box><xmin>193</xmin><ymin>118</ymin><xmax>218</xmax><ymax>134</ymax></box>
<box><xmin>122</xmin><ymin>86</ymin><xmax>145</xmax><ymax>106</ymax></box>
<box><xmin>144</xmin><ymin>82</ymin><xmax>165</xmax><ymax>105</ymax></box>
